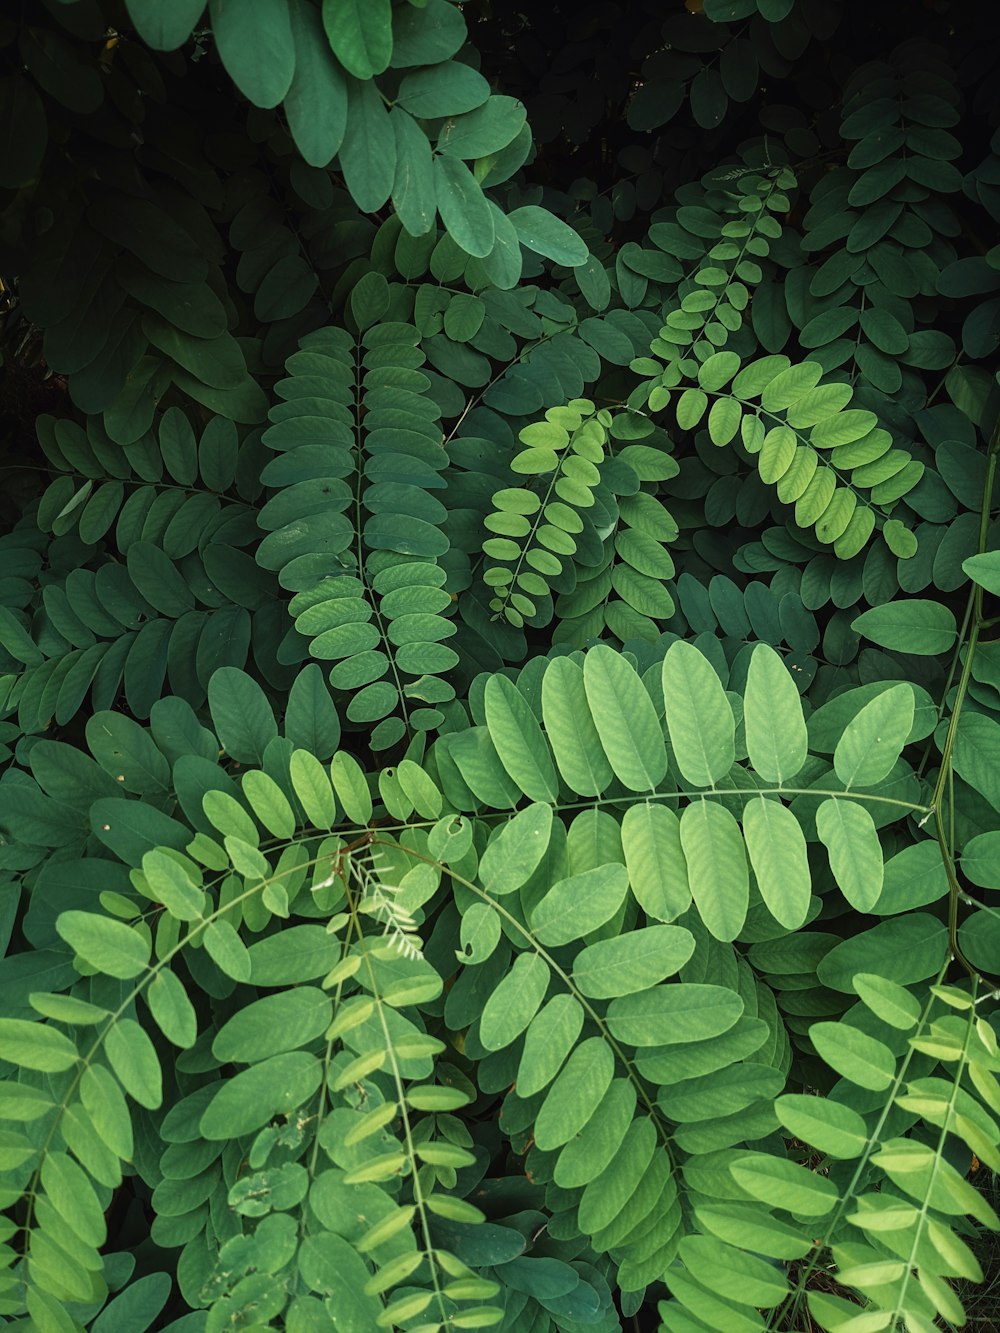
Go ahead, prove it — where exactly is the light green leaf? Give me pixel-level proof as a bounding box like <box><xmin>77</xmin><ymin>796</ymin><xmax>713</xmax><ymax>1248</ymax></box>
<box><xmin>606</xmin><ymin>983</ymin><xmax>743</xmax><ymax>1046</ymax></box>
<box><xmin>816</xmin><ymin>798</ymin><xmax>883</xmax><ymax>912</ymax></box>
<box><xmin>621</xmin><ymin>802</ymin><xmax>691</xmax><ymax>922</ymax></box>
<box><xmin>141</xmin><ymin>850</ymin><xmax>205</xmax><ymax>922</ymax></box>
<box><xmin>541</xmin><ymin>657</ymin><xmax>613</xmax><ymax>797</ymax></box>
<box><xmin>853</xmin><ymin>973</ymin><xmax>921</xmax><ymax>1030</ymax></box>
<box><xmin>743</xmin><ymin>644</ymin><xmax>808</xmax><ymax>784</ymax></box>
<box><xmin>479</xmin><ymin>952</ymin><xmax>549</xmax><ymax>1050</ymax></box>
<box><xmin>554</xmin><ymin>1079</ymin><xmax>636</xmax><ymax>1189</ymax></box>
<box><xmin>56</xmin><ymin>911</ymin><xmax>151</xmax><ymax>980</ymax></box>
<box><xmin>833</xmin><ymin>683</ymin><xmax>914</xmax><ymax>788</ymax></box>
<box><xmin>322</xmin><ymin>0</ymin><xmax>392</xmax><ymax>78</ymax></box>
<box><xmin>678</xmin><ymin>1235</ymin><xmax>788</xmax><ymax>1308</ymax></box>
<box><xmin>730</xmin><ymin>1153</ymin><xmax>838</xmax><ymax>1216</ymax></box>
<box><xmin>242</xmin><ymin>770</ymin><xmax>297</xmax><ymax>839</ymax></box>
<box><xmin>203</xmin><ymin>919</ymin><xmax>253</xmax><ymax>982</ymax></box>
<box><xmin>0</xmin><ymin>1018</ymin><xmax>78</xmax><ymax>1072</ymax></box>
<box><xmin>516</xmin><ymin>995</ymin><xmax>584</xmax><ymax>1097</ymax></box>
<box><xmin>679</xmin><ymin>801</ymin><xmax>749</xmax><ymax>942</ymax></box>
<box><xmin>742</xmin><ymin>796</ymin><xmax>812</xmax><ymax>930</ymax></box>
<box><xmin>775</xmin><ymin>1095</ymin><xmax>869</xmax><ymax>1159</ymax></box>
<box><xmin>530</xmin><ymin>863</ymin><xmax>630</xmax><ymax>946</ymax></box>
<box><xmin>852</xmin><ymin>600</ymin><xmax>957</xmax><ymax>655</ymax></box>
<box><xmin>810</xmin><ymin>1020</ymin><xmax>895</xmax><ymax>1091</ymax></box>
<box><xmin>146</xmin><ymin>969</ymin><xmax>198</xmax><ymax>1049</ymax></box>
<box><xmin>290</xmin><ymin>749</ymin><xmax>337</xmax><ymax>829</ymax></box>
<box><xmin>329</xmin><ymin>750</ymin><xmax>373</xmax><ymax>825</ymax></box>
<box><xmin>40</xmin><ymin>1151</ymin><xmax>107</xmax><ymax>1248</ymax></box>
<box><xmin>572</xmin><ymin>925</ymin><xmax>694</xmax><ymax>999</ymax></box>
<box><xmin>479</xmin><ymin>802</ymin><xmax>553</xmax><ymax>896</ymax></box>
<box><xmin>534</xmin><ymin>1037</ymin><xmax>615</xmax><ymax>1150</ymax></box>
<box><xmin>105</xmin><ymin>1016</ymin><xmax>162</xmax><ymax>1109</ymax></box>
<box><xmin>583</xmin><ymin>645</ymin><xmax>667</xmax><ymax>793</ymax></box>
<box><xmin>662</xmin><ymin>641</ymin><xmax>735</xmax><ymax>786</ymax></box>
<box><xmin>483</xmin><ymin>675</ymin><xmax>559</xmax><ymax>802</ymax></box>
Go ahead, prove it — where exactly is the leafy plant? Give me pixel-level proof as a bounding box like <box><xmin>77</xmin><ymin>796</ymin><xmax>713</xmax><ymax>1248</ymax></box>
<box><xmin>2</xmin><ymin>0</ymin><xmax>1000</xmax><ymax>1331</ymax></box>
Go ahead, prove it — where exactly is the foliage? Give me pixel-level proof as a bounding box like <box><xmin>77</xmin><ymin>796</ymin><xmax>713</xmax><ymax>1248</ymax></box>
<box><xmin>1</xmin><ymin>0</ymin><xmax>1000</xmax><ymax>1330</ymax></box>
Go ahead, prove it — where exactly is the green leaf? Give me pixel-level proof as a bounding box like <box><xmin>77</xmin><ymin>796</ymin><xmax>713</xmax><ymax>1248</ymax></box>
<box><xmin>816</xmin><ymin>797</ymin><xmax>883</xmax><ymax>912</ymax></box>
<box><xmin>208</xmin><ymin>667</ymin><xmax>277</xmax><ymax>765</ymax></box>
<box><xmin>434</xmin><ymin>155</ymin><xmax>495</xmax><ymax>258</ymax></box>
<box><xmin>0</xmin><ymin>75</ymin><xmax>46</xmax><ymax>191</ymax></box>
<box><xmin>200</xmin><ymin>1052</ymin><xmax>323</xmax><ymax>1139</ymax></box>
<box><xmin>530</xmin><ymin>863</ymin><xmax>630</xmax><ymax>946</ymax></box>
<box><xmin>90</xmin><ymin>1272</ymin><xmax>172</xmax><ymax>1333</ymax></box>
<box><xmin>679</xmin><ymin>801</ymin><xmax>749</xmax><ymax>942</ymax></box>
<box><xmin>507</xmin><ymin>206</ymin><xmax>588</xmax><ymax>267</ymax></box>
<box><xmin>479</xmin><ymin>802</ymin><xmax>553</xmax><ymax>896</ymax></box>
<box><xmin>852</xmin><ymin>600</ymin><xmax>957</xmax><ymax>655</ymax></box>
<box><xmin>212</xmin><ymin>987</ymin><xmax>332</xmax><ymax>1062</ymax></box>
<box><xmin>742</xmin><ymin>797</ymin><xmax>812</xmax><ymax>930</ymax></box>
<box><xmin>571</xmin><ymin>925</ymin><xmax>694</xmax><ymax>998</ymax></box>
<box><xmin>210</xmin><ymin>0</ymin><xmax>295</xmax><ymax>108</ymax></box>
<box><xmin>391</xmin><ymin>0</ymin><xmax>466</xmax><ymax>66</ymax></box>
<box><xmin>541</xmin><ymin>657</ymin><xmax>613</xmax><ymax>797</ymax></box>
<box><xmin>606</xmin><ymin>983</ymin><xmax>743</xmax><ymax>1046</ymax></box>
<box><xmin>951</xmin><ymin>711</ymin><xmax>1000</xmax><ymax>811</ymax></box>
<box><xmin>833</xmin><ymin>683</ymin><xmax>914</xmax><ymax>788</ymax></box>
<box><xmin>743</xmin><ymin>644</ymin><xmax>807</xmax><ymax>784</ymax></box>
<box><xmin>397</xmin><ymin>61</ymin><xmax>489</xmax><ymax>118</ymax></box>
<box><xmin>483</xmin><ymin>675</ymin><xmax>559</xmax><ymax>802</ymax></box>
<box><xmin>286</xmin><ymin>0</ymin><xmax>348</xmax><ymax>166</ymax></box>
<box><xmin>662</xmin><ymin>641</ymin><xmax>735</xmax><ymax>786</ymax></box>
<box><xmin>439</xmin><ymin>95</ymin><xmax>528</xmax><ymax>159</ymax></box>
<box><xmin>56</xmin><ymin>911</ymin><xmax>151</xmax><ymax>980</ymax></box>
<box><xmin>0</xmin><ymin>1018</ymin><xmax>78</xmax><ymax>1072</ymax></box>
<box><xmin>810</xmin><ymin>1020</ymin><xmax>895</xmax><ymax>1091</ymax></box>
<box><xmin>340</xmin><ymin>76</ymin><xmax>396</xmax><ymax>212</ymax></box>
<box><xmin>124</xmin><ymin>0</ymin><xmax>206</xmax><ymax>50</ymax></box>
<box><xmin>479</xmin><ymin>952</ymin><xmax>549</xmax><ymax>1050</ymax></box>
<box><xmin>391</xmin><ymin>108</ymin><xmax>437</xmax><ymax>237</ymax></box>
<box><xmin>322</xmin><ymin>0</ymin><xmax>392</xmax><ymax>78</ymax></box>
<box><xmin>963</xmin><ymin>550</ymin><xmax>1000</xmax><ymax>596</ymax></box>
<box><xmin>583</xmin><ymin>645</ymin><xmax>666</xmax><ymax>792</ymax></box>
